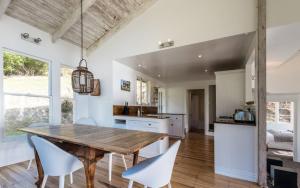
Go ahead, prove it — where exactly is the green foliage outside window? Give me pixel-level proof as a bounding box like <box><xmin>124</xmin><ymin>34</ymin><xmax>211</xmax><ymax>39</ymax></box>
<box><xmin>3</xmin><ymin>51</ymin><xmax>48</xmax><ymax>76</ymax></box>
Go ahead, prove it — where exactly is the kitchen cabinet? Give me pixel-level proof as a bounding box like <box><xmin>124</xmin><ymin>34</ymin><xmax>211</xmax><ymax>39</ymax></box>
<box><xmin>166</xmin><ymin>114</ymin><xmax>185</xmax><ymax>138</ymax></box>
<box><xmin>127</xmin><ymin>120</ymin><xmax>160</xmax><ymax>133</ymax></box>
<box><xmin>215</xmin><ymin>69</ymin><xmax>245</xmax><ymax>117</ymax></box>
<box><xmin>214</xmin><ymin>122</ymin><xmax>257</xmax><ymax>182</ymax></box>
<box><xmin>245</xmin><ymin>52</ymin><xmax>255</xmax><ymax>103</ymax></box>
<box><xmin>113</xmin><ymin>115</ymin><xmax>169</xmax><ymax>158</ymax></box>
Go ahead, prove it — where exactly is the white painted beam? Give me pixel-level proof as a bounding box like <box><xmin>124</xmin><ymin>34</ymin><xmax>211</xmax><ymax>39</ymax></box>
<box><xmin>87</xmin><ymin>0</ymin><xmax>158</xmax><ymax>54</ymax></box>
<box><xmin>52</xmin><ymin>0</ymin><xmax>96</xmax><ymax>42</ymax></box>
<box><xmin>0</xmin><ymin>0</ymin><xmax>11</xmax><ymax>18</ymax></box>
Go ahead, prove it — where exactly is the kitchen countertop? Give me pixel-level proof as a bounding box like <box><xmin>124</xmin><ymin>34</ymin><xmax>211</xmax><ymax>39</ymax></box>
<box><xmin>214</xmin><ymin>119</ymin><xmax>256</xmax><ymax>126</ymax></box>
<box><xmin>113</xmin><ymin>115</ymin><xmax>169</xmax><ymax>119</ymax></box>
<box><xmin>157</xmin><ymin>113</ymin><xmax>185</xmax><ymax>115</ymax></box>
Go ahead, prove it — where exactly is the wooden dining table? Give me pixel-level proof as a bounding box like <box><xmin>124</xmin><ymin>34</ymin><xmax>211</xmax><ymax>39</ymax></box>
<box><xmin>20</xmin><ymin>124</ymin><xmax>167</xmax><ymax>188</ymax></box>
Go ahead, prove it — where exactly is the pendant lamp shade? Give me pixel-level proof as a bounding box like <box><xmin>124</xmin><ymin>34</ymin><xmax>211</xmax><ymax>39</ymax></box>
<box><xmin>71</xmin><ymin>0</ymin><xmax>94</xmax><ymax>94</ymax></box>
<box><xmin>72</xmin><ymin>59</ymin><xmax>94</xmax><ymax>94</ymax></box>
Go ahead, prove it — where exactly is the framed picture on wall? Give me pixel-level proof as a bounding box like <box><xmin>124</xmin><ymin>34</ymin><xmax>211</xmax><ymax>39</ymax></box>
<box><xmin>121</xmin><ymin>80</ymin><xmax>131</xmax><ymax>91</ymax></box>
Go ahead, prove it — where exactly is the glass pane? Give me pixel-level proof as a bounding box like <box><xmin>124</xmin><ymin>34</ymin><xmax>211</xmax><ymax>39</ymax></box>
<box><xmin>61</xmin><ymin>66</ymin><xmax>73</xmax><ymax>98</ymax></box>
<box><xmin>61</xmin><ymin>98</ymin><xmax>73</xmax><ymax>124</ymax></box>
<box><xmin>3</xmin><ymin>51</ymin><xmax>49</xmax><ymax>96</ymax></box>
<box><xmin>4</xmin><ymin>95</ymin><xmax>49</xmax><ymax>136</ymax></box>
<box><xmin>136</xmin><ymin>80</ymin><xmax>141</xmax><ymax>104</ymax></box>
<box><xmin>266</xmin><ymin>102</ymin><xmax>276</xmax><ymax>122</ymax></box>
<box><xmin>279</xmin><ymin>102</ymin><xmax>292</xmax><ymax>123</ymax></box>
<box><xmin>142</xmin><ymin>81</ymin><xmax>147</xmax><ymax>104</ymax></box>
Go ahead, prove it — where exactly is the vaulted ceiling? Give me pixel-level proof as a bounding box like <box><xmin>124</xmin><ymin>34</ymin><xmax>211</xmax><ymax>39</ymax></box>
<box><xmin>2</xmin><ymin>0</ymin><xmax>156</xmax><ymax>51</ymax></box>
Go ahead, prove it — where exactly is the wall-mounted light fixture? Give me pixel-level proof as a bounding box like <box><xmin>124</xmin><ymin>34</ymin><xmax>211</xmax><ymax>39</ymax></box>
<box><xmin>21</xmin><ymin>33</ymin><xmax>42</xmax><ymax>45</ymax></box>
<box><xmin>158</xmin><ymin>39</ymin><xmax>174</xmax><ymax>49</ymax></box>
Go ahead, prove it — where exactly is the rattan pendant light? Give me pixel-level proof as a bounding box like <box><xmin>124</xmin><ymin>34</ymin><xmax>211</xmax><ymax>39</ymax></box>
<box><xmin>71</xmin><ymin>0</ymin><xmax>94</xmax><ymax>94</ymax></box>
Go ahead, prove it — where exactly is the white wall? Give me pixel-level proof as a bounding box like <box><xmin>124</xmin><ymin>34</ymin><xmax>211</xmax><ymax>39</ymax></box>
<box><xmin>166</xmin><ymin>80</ymin><xmax>215</xmax><ymax>135</ymax></box>
<box><xmin>267</xmin><ymin>0</ymin><xmax>300</xmax><ymax>28</ymax></box>
<box><xmin>215</xmin><ymin>69</ymin><xmax>245</xmax><ymax>118</ymax></box>
<box><xmin>113</xmin><ymin>61</ymin><xmax>165</xmax><ymax>106</ymax></box>
<box><xmin>88</xmin><ymin>0</ymin><xmax>257</xmax><ymax>127</ymax></box>
<box><xmin>267</xmin><ymin>52</ymin><xmax>300</xmax><ymax>94</ymax></box>
<box><xmin>0</xmin><ymin>15</ymin><xmax>88</xmax><ymax>167</ymax></box>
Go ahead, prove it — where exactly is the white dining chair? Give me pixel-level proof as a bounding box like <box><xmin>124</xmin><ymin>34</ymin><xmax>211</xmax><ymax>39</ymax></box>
<box><xmin>31</xmin><ymin>136</ymin><xmax>83</xmax><ymax>188</ymax></box>
<box><xmin>27</xmin><ymin>122</ymin><xmax>50</xmax><ymax>170</ymax></box>
<box><xmin>76</xmin><ymin>117</ymin><xmax>128</xmax><ymax>182</ymax></box>
<box><xmin>122</xmin><ymin>140</ymin><xmax>181</xmax><ymax>188</ymax></box>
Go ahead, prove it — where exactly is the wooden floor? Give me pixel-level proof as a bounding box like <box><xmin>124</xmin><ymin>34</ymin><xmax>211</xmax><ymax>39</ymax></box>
<box><xmin>0</xmin><ymin>132</ymin><xmax>259</xmax><ymax>188</ymax></box>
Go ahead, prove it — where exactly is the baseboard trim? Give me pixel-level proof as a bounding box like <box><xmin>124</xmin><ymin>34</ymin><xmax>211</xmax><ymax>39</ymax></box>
<box><xmin>215</xmin><ymin>167</ymin><xmax>257</xmax><ymax>182</ymax></box>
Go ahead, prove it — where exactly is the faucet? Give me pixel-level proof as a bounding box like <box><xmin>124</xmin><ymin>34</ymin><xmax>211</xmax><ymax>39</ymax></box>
<box><xmin>140</xmin><ymin>104</ymin><xmax>144</xmax><ymax>116</ymax></box>
<box><xmin>138</xmin><ymin>105</ymin><xmax>144</xmax><ymax>117</ymax></box>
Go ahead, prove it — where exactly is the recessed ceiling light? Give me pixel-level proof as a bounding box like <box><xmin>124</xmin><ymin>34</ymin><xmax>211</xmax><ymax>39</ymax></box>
<box><xmin>158</xmin><ymin>74</ymin><xmax>161</xmax><ymax>78</ymax></box>
<box><xmin>138</xmin><ymin>64</ymin><xmax>142</xmax><ymax>67</ymax></box>
<box><xmin>158</xmin><ymin>41</ymin><xmax>162</xmax><ymax>45</ymax></box>
<box><xmin>204</xmin><ymin>69</ymin><xmax>208</xmax><ymax>72</ymax></box>
<box><xmin>198</xmin><ymin>54</ymin><xmax>203</xmax><ymax>58</ymax></box>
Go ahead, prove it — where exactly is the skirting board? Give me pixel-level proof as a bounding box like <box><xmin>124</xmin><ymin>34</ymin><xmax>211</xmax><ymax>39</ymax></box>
<box><xmin>215</xmin><ymin>167</ymin><xmax>257</xmax><ymax>182</ymax></box>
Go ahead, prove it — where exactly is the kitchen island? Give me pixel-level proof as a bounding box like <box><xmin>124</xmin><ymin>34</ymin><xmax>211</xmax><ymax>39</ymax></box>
<box><xmin>113</xmin><ymin>115</ymin><xmax>169</xmax><ymax>158</ymax></box>
<box><xmin>214</xmin><ymin>121</ymin><xmax>257</xmax><ymax>182</ymax></box>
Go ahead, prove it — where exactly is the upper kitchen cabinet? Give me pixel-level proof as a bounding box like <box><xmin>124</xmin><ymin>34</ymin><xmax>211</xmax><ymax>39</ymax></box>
<box><xmin>245</xmin><ymin>51</ymin><xmax>256</xmax><ymax>103</ymax></box>
<box><xmin>215</xmin><ymin>69</ymin><xmax>245</xmax><ymax>118</ymax></box>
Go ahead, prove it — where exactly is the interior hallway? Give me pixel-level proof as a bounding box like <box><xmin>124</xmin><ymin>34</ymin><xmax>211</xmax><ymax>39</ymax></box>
<box><xmin>0</xmin><ymin>133</ymin><xmax>259</xmax><ymax>188</ymax></box>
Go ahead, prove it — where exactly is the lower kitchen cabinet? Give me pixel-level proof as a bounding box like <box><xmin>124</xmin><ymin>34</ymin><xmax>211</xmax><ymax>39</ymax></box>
<box><xmin>167</xmin><ymin>115</ymin><xmax>185</xmax><ymax>138</ymax></box>
<box><xmin>113</xmin><ymin>116</ymin><xmax>169</xmax><ymax>158</ymax></box>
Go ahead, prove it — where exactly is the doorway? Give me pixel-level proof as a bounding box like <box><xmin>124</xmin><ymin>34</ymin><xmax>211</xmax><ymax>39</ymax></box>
<box><xmin>188</xmin><ymin>89</ymin><xmax>205</xmax><ymax>133</ymax></box>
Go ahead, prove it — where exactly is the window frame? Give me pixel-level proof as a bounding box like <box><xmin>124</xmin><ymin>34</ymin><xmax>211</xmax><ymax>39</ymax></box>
<box><xmin>267</xmin><ymin>101</ymin><xmax>294</xmax><ymax>125</ymax></box>
<box><xmin>136</xmin><ymin>77</ymin><xmax>149</xmax><ymax>105</ymax></box>
<box><xmin>0</xmin><ymin>48</ymin><xmax>53</xmax><ymax>140</ymax></box>
<box><xmin>60</xmin><ymin>64</ymin><xmax>75</xmax><ymax>124</ymax></box>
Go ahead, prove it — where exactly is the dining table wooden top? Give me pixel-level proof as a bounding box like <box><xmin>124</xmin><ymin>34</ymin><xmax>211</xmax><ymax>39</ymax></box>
<box><xmin>20</xmin><ymin>124</ymin><xmax>168</xmax><ymax>188</ymax></box>
<box><xmin>20</xmin><ymin>124</ymin><xmax>167</xmax><ymax>155</ymax></box>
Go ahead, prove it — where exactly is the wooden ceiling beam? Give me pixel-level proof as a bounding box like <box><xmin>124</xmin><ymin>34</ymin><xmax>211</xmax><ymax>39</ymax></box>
<box><xmin>0</xmin><ymin>0</ymin><xmax>11</xmax><ymax>19</ymax></box>
<box><xmin>52</xmin><ymin>0</ymin><xmax>97</xmax><ymax>42</ymax></box>
<box><xmin>87</xmin><ymin>0</ymin><xmax>158</xmax><ymax>54</ymax></box>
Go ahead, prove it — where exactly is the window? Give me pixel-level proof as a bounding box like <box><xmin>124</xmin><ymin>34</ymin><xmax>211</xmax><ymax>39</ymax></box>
<box><xmin>267</xmin><ymin>101</ymin><xmax>294</xmax><ymax>124</ymax></box>
<box><xmin>3</xmin><ymin>50</ymin><xmax>50</xmax><ymax>136</ymax></box>
<box><xmin>136</xmin><ymin>78</ymin><xmax>148</xmax><ymax>105</ymax></box>
<box><xmin>60</xmin><ymin>66</ymin><xmax>74</xmax><ymax>124</ymax></box>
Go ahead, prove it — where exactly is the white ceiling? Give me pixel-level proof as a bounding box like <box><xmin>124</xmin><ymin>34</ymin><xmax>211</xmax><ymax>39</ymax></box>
<box><xmin>117</xmin><ymin>33</ymin><xmax>255</xmax><ymax>83</ymax></box>
<box><xmin>267</xmin><ymin>22</ymin><xmax>300</xmax><ymax>68</ymax></box>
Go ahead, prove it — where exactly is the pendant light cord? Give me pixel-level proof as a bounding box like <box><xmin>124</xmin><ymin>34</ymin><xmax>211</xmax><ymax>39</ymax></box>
<box><xmin>81</xmin><ymin>0</ymin><xmax>83</xmax><ymax>60</ymax></box>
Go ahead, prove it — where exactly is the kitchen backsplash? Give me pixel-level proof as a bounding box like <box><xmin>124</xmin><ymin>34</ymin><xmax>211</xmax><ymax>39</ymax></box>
<box><xmin>113</xmin><ymin>105</ymin><xmax>157</xmax><ymax>116</ymax></box>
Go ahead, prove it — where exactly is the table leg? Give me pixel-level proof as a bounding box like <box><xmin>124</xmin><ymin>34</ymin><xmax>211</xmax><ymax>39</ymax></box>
<box><xmin>133</xmin><ymin>151</ymin><xmax>139</xmax><ymax>166</ymax></box>
<box><xmin>82</xmin><ymin>148</ymin><xmax>104</xmax><ymax>188</ymax></box>
<box><xmin>34</xmin><ymin>149</ymin><xmax>44</xmax><ymax>187</ymax></box>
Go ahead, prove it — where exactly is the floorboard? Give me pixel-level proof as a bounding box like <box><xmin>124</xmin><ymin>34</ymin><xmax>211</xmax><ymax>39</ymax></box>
<box><xmin>0</xmin><ymin>132</ymin><xmax>259</xmax><ymax>188</ymax></box>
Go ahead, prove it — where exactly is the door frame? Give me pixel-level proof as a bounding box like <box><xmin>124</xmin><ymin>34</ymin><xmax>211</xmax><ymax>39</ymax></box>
<box><xmin>187</xmin><ymin>89</ymin><xmax>205</xmax><ymax>132</ymax></box>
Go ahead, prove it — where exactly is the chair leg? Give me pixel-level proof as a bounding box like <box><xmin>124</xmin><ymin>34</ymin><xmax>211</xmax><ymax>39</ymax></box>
<box><xmin>128</xmin><ymin>180</ymin><xmax>133</xmax><ymax>188</ymax></box>
<box><xmin>108</xmin><ymin>153</ymin><xmax>113</xmax><ymax>182</ymax></box>
<box><xmin>59</xmin><ymin>176</ymin><xmax>65</xmax><ymax>188</ymax></box>
<box><xmin>122</xmin><ymin>155</ymin><xmax>127</xmax><ymax>170</ymax></box>
<box><xmin>41</xmin><ymin>175</ymin><xmax>48</xmax><ymax>188</ymax></box>
<box><xmin>27</xmin><ymin>159</ymin><xmax>32</xmax><ymax>170</ymax></box>
<box><xmin>168</xmin><ymin>182</ymin><xmax>172</xmax><ymax>188</ymax></box>
<box><xmin>70</xmin><ymin>172</ymin><xmax>73</xmax><ymax>184</ymax></box>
